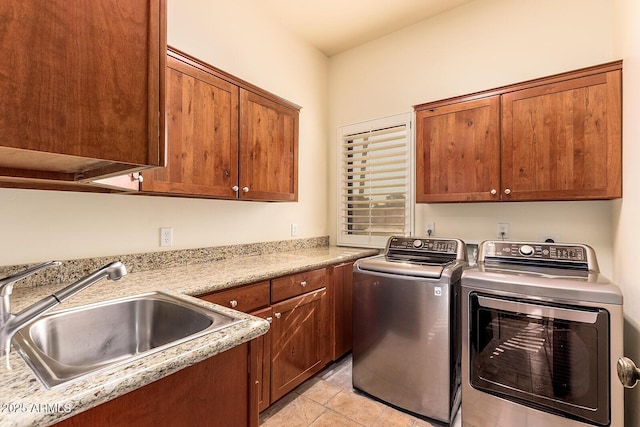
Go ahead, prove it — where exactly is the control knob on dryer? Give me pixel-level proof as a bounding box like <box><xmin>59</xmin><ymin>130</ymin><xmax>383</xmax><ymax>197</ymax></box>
<box><xmin>519</xmin><ymin>244</ymin><xmax>534</xmax><ymax>256</ymax></box>
<box><xmin>413</xmin><ymin>239</ymin><xmax>424</xmax><ymax>248</ymax></box>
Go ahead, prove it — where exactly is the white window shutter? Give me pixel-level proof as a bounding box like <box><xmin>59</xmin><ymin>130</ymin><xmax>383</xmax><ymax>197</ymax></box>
<box><xmin>337</xmin><ymin>113</ymin><xmax>413</xmax><ymax>248</ymax></box>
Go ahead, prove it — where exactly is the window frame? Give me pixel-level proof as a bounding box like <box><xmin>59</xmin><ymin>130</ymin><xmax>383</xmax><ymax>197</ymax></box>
<box><xmin>336</xmin><ymin>112</ymin><xmax>414</xmax><ymax>248</ymax></box>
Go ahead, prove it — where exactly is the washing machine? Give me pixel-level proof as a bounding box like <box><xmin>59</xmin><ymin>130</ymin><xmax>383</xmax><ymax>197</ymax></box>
<box><xmin>353</xmin><ymin>236</ymin><xmax>467</xmax><ymax>425</ymax></box>
<box><xmin>461</xmin><ymin>240</ymin><xmax>624</xmax><ymax>426</ymax></box>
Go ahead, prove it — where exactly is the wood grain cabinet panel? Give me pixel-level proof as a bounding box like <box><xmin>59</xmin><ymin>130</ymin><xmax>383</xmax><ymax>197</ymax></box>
<box><xmin>415</xmin><ymin>61</ymin><xmax>622</xmax><ymax>202</ymax></box>
<box><xmin>56</xmin><ymin>343</ymin><xmax>254</xmax><ymax>427</ymax></box>
<box><xmin>501</xmin><ymin>70</ymin><xmax>622</xmax><ymax>200</ymax></box>
<box><xmin>271</xmin><ymin>268</ymin><xmax>326</xmax><ymax>303</ymax></box>
<box><xmin>332</xmin><ymin>262</ymin><xmax>354</xmax><ymax>360</ymax></box>
<box><xmin>199</xmin><ymin>281</ymin><xmax>270</xmax><ymax>313</ymax></box>
<box><xmin>270</xmin><ymin>288</ymin><xmax>328</xmax><ymax>403</ymax></box>
<box><xmin>416</xmin><ymin>97</ymin><xmax>501</xmax><ymax>202</ymax></box>
<box><xmin>0</xmin><ymin>0</ymin><xmax>166</xmax><ymax>183</ymax></box>
<box><xmin>239</xmin><ymin>89</ymin><xmax>299</xmax><ymax>201</ymax></box>
<box><xmin>250</xmin><ymin>306</ymin><xmax>273</xmax><ymax>413</ymax></box>
<box><xmin>141</xmin><ymin>52</ymin><xmax>239</xmax><ymax>198</ymax></box>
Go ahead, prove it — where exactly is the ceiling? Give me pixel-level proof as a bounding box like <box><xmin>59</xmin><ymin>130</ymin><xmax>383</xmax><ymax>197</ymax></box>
<box><xmin>253</xmin><ymin>0</ymin><xmax>475</xmax><ymax>56</ymax></box>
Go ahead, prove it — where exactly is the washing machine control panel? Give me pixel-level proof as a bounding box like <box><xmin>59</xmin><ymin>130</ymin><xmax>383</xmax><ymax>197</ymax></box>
<box><xmin>387</xmin><ymin>237</ymin><xmax>458</xmax><ymax>254</ymax></box>
<box><xmin>487</xmin><ymin>242</ymin><xmax>587</xmax><ymax>262</ymax></box>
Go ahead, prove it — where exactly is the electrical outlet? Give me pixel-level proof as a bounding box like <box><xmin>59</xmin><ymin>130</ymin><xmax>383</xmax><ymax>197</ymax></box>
<box><xmin>426</xmin><ymin>222</ymin><xmax>435</xmax><ymax>236</ymax></box>
<box><xmin>497</xmin><ymin>223</ymin><xmax>509</xmax><ymax>239</ymax></box>
<box><xmin>160</xmin><ymin>227</ymin><xmax>173</xmax><ymax>247</ymax></box>
<box><xmin>290</xmin><ymin>223</ymin><xmax>298</xmax><ymax>237</ymax></box>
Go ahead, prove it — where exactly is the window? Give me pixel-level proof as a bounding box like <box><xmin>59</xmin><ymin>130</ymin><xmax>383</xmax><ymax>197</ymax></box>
<box><xmin>337</xmin><ymin>113</ymin><xmax>413</xmax><ymax>248</ymax></box>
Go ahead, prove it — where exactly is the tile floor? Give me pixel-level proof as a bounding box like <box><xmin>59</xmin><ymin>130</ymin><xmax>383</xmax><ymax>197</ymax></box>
<box><xmin>259</xmin><ymin>355</ymin><xmax>462</xmax><ymax>427</ymax></box>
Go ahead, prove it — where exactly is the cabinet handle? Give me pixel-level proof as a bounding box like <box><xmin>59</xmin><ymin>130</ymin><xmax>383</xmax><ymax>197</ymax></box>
<box><xmin>242</xmin><ymin>186</ymin><xmax>250</xmax><ymax>193</ymax></box>
<box><xmin>504</xmin><ymin>188</ymin><xmax>511</xmax><ymax>195</ymax></box>
<box><xmin>300</xmin><ymin>281</ymin><xmax>307</xmax><ymax>287</ymax></box>
<box><xmin>490</xmin><ymin>189</ymin><xmax>497</xmax><ymax>195</ymax></box>
<box><xmin>274</xmin><ymin>312</ymin><xmax>281</xmax><ymax>319</ymax></box>
<box><xmin>266</xmin><ymin>316</ymin><xmax>273</xmax><ymax>323</ymax></box>
<box><xmin>618</xmin><ymin>357</ymin><xmax>640</xmax><ymax>388</ymax></box>
<box><xmin>229</xmin><ymin>300</ymin><xmax>238</xmax><ymax>308</ymax></box>
<box><xmin>232</xmin><ymin>185</ymin><xmax>239</xmax><ymax>192</ymax></box>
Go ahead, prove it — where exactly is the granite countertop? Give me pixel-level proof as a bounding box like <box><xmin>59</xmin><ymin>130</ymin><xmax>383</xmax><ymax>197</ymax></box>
<box><xmin>0</xmin><ymin>245</ymin><xmax>377</xmax><ymax>427</ymax></box>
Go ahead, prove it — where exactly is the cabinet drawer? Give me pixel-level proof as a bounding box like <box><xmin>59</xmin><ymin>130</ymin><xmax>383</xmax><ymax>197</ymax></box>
<box><xmin>199</xmin><ymin>281</ymin><xmax>270</xmax><ymax>313</ymax></box>
<box><xmin>271</xmin><ymin>268</ymin><xmax>326</xmax><ymax>303</ymax></box>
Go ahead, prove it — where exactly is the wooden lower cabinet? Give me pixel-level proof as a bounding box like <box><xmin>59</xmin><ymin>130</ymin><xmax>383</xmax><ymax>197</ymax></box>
<box><xmin>332</xmin><ymin>262</ymin><xmax>354</xmax><ymax>360</ymax></box>
<box><xmin>196</xmin><ymin>264</ymin><xmax>350</xmax><ymax>411</ymax></box>
<box><xmin>55</xmin><ymin>343</ymin><xmax>255</xmax><ymax>427</ymax></box>
<box><xmin>270</xmin><ymin>288</ymin><xmax>329</xmax><ymax>403</ymax></box>
<box><xmin>250</xmin><ymin>306</ymin><xmax>272</xmax><ymax>412</ymax></box>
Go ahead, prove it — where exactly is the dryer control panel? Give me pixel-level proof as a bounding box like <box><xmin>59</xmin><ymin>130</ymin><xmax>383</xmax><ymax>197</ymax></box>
<box><xmin>479</xmin><ymin>241</ymin><xmax>598</xmax><ymax>272</ymax></box>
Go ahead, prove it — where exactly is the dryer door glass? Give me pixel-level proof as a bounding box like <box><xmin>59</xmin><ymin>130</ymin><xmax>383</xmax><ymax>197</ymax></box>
<box><xmin>469</xmin><ymin>293</ymin><xmax>610</xmax><ymax>426</ymax></box>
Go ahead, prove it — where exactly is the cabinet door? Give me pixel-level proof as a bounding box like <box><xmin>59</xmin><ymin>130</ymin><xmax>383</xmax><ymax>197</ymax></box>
<box><xmin>142</xmin><ymin>52</ymin><xmax>239</xmax><ymax>198</ymax></box>
<box><xmin>332</xmin><ymin>262</ymin><xmax>354</xmax><ymax>360</ymax></box>
<box><xmin>416</xmin><ymin>96</ymin><xmax>501</xmax><ymax>202</ymax></box>
<box><xmin>56</xmin><ymin>343</ymin><xmax>251</xmax><ymax>427</ymax></box>
<box><xmin>501</xmin><ymin>70</ymin><xmax>622</xmax><ymax>200</ymax></box>
<box><xmin>0</xmin><ymin>0</ymin><xmax>165</xmax><ymax>181</ymax></box>
<box><xmin>270</xmin><ymin>289</ymin><xmax>327</xmax><ymax>402</ymax></box>
<box><xmin>251</xmin><ymin>307</ymin><xmax>273</xmax><ymax>413</ymax></box>
<box><xmin>239</xmin><ymin>89</ymin><xmax>298</xmax><ymax>201</ymax></box>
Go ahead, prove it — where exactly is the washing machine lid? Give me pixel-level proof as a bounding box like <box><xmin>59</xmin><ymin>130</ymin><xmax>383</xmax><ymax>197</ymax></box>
<box><xmin>355</xmin><ymin>236</ymin><xmax>468</xmax><ymax>278</ymax></box>
<box><xmin>355</xmin><ymin>255</ymin><xmax>449</xmax><ymax>278</ymax></box>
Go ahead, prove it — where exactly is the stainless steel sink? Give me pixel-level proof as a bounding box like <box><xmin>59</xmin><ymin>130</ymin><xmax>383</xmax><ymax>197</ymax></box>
<box><xmin>12</xmin><ymin>291</ymin><xmax>242</xmax><ymax>388</ymax></box>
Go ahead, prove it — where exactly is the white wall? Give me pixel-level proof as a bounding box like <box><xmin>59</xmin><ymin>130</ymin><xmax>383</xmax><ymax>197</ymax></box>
<box><xmin>613</xmin><ymin>0</ymin><xmax>640</xmax><ymax>424</ymax></box>
<box><xmin>328</xmin><ymin>0</ymin><xmax>616</xmax><ymax>277</ymax></box>
<box><xmin>0</xmin><ymin>0</ymin><xmax>330</xmax><ymax>266</ymax></box>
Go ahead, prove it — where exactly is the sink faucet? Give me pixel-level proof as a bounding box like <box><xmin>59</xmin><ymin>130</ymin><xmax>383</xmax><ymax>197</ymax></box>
<box><xmin>0</xmin><ymin>261</ymin><xmax>127</xmax><ymax>357</ymax></box>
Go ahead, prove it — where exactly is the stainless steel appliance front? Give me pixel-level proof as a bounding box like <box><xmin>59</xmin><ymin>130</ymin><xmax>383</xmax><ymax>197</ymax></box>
<box><xmin>461</xmin><ymin>241</ymin><xmax>624</xmax><ymax>427</ymax></box>
<box><xmin>352</xmin><ymin>236</ymin><xmax>467</xmax><ymax>425</ymax></box>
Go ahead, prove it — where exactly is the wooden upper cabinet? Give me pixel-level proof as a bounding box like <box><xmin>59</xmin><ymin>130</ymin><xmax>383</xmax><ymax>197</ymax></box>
<box><xmin>136</xmin><ymin>47</ymin><xmax>299</xmax><ymax>201</ymax></box>
<box><xmin>0</xmin><ymin>0</ymin><xmax>166</xmax><ymax>182</ymax></box>
<box><xmin>416</xmin><ymin>97</ymin><xmax>500</xmax><ymax>202</ymax></box>
<box><xmin>501</xmin><ymin>70</ymin><xmax>622</xmax><ymax>201</ymax></box>
<box><xmin>142</xmin><ymin>52</ymin><xmax>239</xmax><ymax>198</ymax></box>
<box><xmin>239</xmin><ymin>89</ymin><xmax>299</xmax><ymax>201</ymax></box>
<box><xmin>415</xmin><ymin>60</ymin><xmax>622</xmax><ymax>203</ymax></box>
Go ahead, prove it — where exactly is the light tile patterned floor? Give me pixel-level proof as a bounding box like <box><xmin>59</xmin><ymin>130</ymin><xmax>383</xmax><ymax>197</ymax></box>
<box><xmin>259</xmin><ymin>355</ymin><xmax>462</xmax><ymax>427</ymax></box>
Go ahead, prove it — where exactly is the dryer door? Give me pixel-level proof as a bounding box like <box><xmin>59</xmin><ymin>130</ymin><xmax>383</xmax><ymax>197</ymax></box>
<box><xmin>469</xmin><ymin>292</ymin><xmax>610</xmax><ymax>426</ymax></box>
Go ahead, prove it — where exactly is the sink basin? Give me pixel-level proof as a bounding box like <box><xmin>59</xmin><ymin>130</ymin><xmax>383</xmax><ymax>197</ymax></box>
<box><xmin>12</xmin><ymin>291</ymin><xmax>242</xmax><ymax>388</ymax></box>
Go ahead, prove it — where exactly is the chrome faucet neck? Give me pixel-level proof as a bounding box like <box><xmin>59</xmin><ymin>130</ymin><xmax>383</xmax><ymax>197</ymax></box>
<box><xmin>0</xmin><ymin>261</ymin><xmax>62</xmax><ymax>357</ymax></box>
<box><xmin>0</xmin><ymin>261</ymin><xmax>127</xmax><ymax>358</ymax></box>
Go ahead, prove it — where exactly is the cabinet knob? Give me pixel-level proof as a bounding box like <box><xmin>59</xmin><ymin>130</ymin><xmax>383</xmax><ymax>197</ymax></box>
<box><xmin>266</xmin><ymin>316</ymin><xmax>273</xmax><ymax>324</ymax></box>
<box><xmin>300</xmin><ymin>281</ymin><xmax>307</xmax><ymax>287</ymax></box>
<box><xmin>242</xmin><ymin>186</ymin><xmax>250</xmax><ymax>193</ymax></box>
<box><xmin>274</xmin><ymin>312</ymin><xmax>281</xmax><ymax>319</ymax></box>
<box><xmin>232</xmin><ymin>185</ymin><xmax>239</xmax><ymax>192</ymax></box>
<box><xmin>490</xmin><ymin>189</ymin><xmax>497</xmax><ymax>195</ymax></box>
<box><xmin>504</xmin><ymin>188</ymin><xmax>511</xmax><ymax>195</ymax></box>
<box><xmin>229</xmin><ymin>300</ymin><xmax>238</xmax><ymax>308</ymax></box>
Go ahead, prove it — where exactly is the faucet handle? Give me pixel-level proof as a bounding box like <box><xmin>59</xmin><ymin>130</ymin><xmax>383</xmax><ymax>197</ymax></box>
<box><xmin>0</xmin><ymin>261</ymin><xmax>62</xmax><ymax>297</ymax></box>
